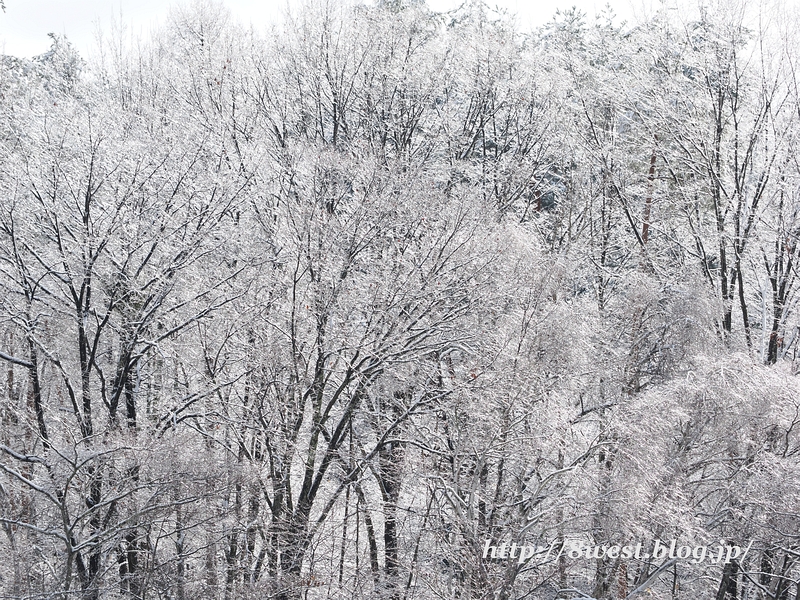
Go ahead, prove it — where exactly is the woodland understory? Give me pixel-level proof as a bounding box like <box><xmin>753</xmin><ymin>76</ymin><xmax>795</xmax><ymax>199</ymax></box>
<box><xmin>2</xmin><ymin>0</ymin><xmax>800</xmax><ymax>598</ymax></box>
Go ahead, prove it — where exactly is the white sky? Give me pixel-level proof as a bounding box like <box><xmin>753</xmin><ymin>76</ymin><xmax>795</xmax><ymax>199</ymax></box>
<box><xmin>0</xmin><ymin>0</ymin><xmax>643</xmax><ymax>60</ymax></box>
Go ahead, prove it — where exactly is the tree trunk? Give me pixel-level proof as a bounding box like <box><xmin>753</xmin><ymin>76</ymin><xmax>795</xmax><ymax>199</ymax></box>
<box><xmin>715</xmin><ymin>561</ymin><xmax>738</xmax><ymax>600</ymax></box>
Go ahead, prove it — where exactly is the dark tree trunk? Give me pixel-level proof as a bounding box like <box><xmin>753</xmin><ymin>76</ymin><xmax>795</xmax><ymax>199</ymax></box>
<box><xmin>715</xmin><ymin>561</ymin><xmax>738</xmax><ymax>600</ymax></box>
<box><xmin>380</xmin><ymin>438</ymin><xmax>405</xmax><ymax>600</ymax></box>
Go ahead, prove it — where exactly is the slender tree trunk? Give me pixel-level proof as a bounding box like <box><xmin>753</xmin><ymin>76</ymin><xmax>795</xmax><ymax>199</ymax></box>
<box><xmin>380</xmin><ymin>438</ymin><xmax>405</xmax><ymax>600</ymax></box>
<box><xmin>715</xmin><ymin>561</ymin><xmax>738</xmax><ymax>600</ymax></box>
<box><xmin>641</xmin><ymin>144</ymin><xmax>657</xmax><ymax>245</ymax></box>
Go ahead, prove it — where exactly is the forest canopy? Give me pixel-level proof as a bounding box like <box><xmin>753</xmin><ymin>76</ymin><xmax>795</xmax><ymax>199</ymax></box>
<box><xmin>2</xmin><ymin>1</ymin><xmax>800</xmax><ymax>599</ymax></box>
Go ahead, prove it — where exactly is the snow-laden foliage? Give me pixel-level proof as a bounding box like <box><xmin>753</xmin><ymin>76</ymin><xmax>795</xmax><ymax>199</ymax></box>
<box><xmin>2</xmin><ymin>1</ymin><xmax>800</xmax><ymax>599</ymax></box>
